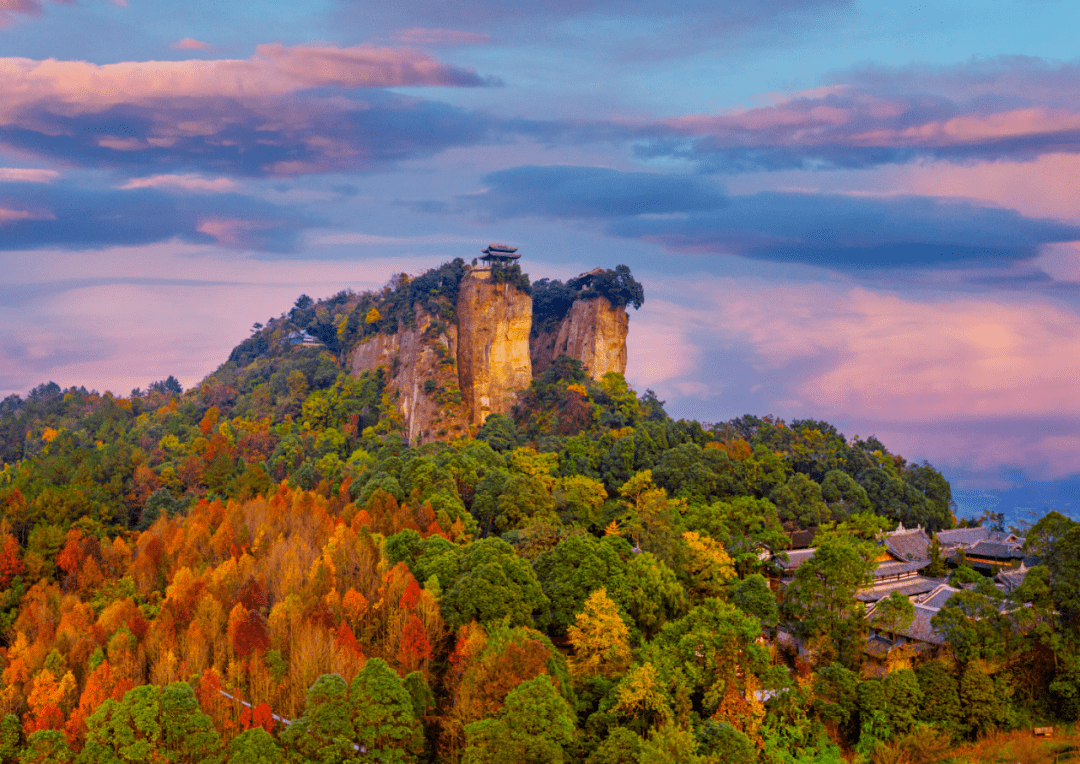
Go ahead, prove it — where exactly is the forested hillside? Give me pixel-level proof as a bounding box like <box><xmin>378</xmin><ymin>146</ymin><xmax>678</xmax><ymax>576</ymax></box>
<box><xmin>0</xmin><ymin>265</ymin><xmax>1077</xmax><ymax>763</ymax></box>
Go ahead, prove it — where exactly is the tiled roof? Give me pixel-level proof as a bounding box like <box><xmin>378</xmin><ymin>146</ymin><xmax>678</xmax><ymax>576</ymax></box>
<box><xmin>886</xmin><ymin>529</ymin><xmax>932</xmax><ymax>561</ymax></box>
<box><xmin>779</xmin><ymin>548</ymin><xmax>816</xmax><ymax>572</ymax></box>
<box><xmin>872</xmin><ymin>559</ymin><xmax>929</xmax><ymax>578</ymax></box>
<box><xmin>936</xmin><ymin>527</ymin><xmax>990</xmax><ymax>547</ymax></box>
<box><xmin>916</xmin><ymin>583</ymin><xmax>961</xmax><ymax>610</ymax></box>
<box><xmin>967</xmin><ymin>541</ymin><xmax>1022</xmax><ymax>560</ymax></box>
<box><xmin>900</xmin><ymin>606</ymin><xmax>947</xmax><ymax>645</ymax></box>
<box><xmin>996</xmin><ymin>566</ymin><xmax>1029</xmax><ymax>594</ymax></box>
<box><xmin>855</xmin><ymin>576</ymin><xmax>946</xmax><ymax>603</ymax></box>
<box><xmin>864</xmin><ymin>637</ymin><xmax>893</xmax><ymax>658</ymax></box>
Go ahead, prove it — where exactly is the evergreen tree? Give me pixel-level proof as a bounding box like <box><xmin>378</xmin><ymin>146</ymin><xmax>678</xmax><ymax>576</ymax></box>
<box><xmin>463</xmin><ymin>675</ymin><xmax>576</xmax><ymax>764</ymax></box>
<box><xmin>925</xmin><ymin>534</ymin><xmax>946</xmax><ymax>577</ymax></box>
<box><xmin>226</xmin><ymin>729</ymin><xmax>284</xmax><ymax>764</ymax></box>
<box><xmin>350</xmin><ymin>658</ymin><xmax>422</xmax><ymax>763</ymax></box>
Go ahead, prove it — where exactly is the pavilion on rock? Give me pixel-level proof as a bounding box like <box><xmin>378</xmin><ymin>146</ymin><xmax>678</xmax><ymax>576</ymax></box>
<box><xmin>479</xmin><ymin>243</ymin><xmax>520</xmax><ymax>264</ymax></box>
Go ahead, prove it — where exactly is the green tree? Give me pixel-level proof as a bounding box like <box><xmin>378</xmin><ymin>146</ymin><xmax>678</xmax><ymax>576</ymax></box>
<box><xmin>1024</xmin><ymin>511</ymin><xmax>1078</xmax><ymax>561</ymax></box>
<box><xmin>770</xmin><ymin>473</ymin><xmax>828</xmax><ymax>528</ymax></box>
<box><xmin>443</xmin><ymin>538</ymin><xmax>550</xmax><ymax>630</ymax></box>
<box><xmin>462</xmin><ymin>675</ymin><xmax>576</xmax><ymax>764</ymax></box>
<box><xmin>781</xmin><ymin>533</ymin><xmax>875</xmax><ymax>667</ymax></box>
<box><xmin>693</xmin><ymin>719</ymin><xmax>755</xmax><ymax>764</ymax></box>
<box><xmin>160</xmin><ymin>682</ymin><xmax>222</xmax><ymax>763</ymax></box>
<box><xmin>915</xmin><ymin>661</ymin><xmax>962</xmax><ymax>733</ymax></box>
<box><xmin>491</xmin><ymin>474</ymin><xmax>557</xmax><ymax>534</ymax></box>
<box><xmin>731</xmin><ymin>574</ymin><xmax>778</xmax><ymax>629</ymax></box>
<box><xmin>19</xmin><ymin>731</ymin><xmax>72</xmax><ymax>764</ymax></box>
<box><xmin>874</xmin><ymin>590</ymin><xmax>915</xmax><ymax>644</ymax></box>
<box><xmin>1043</xmin><ymin>523</ymin><xmax>1080</xmax><ymax>638</ymax></box>
<box><xmin>533</xmin><ymin>535</ymin><xmax>630</xmax><ymax>636</ymax></box>
<box><xmin>584</xmin><ymin>728</ymin><xmax>642</xmax><ymax>764</ymax></box>
<box><xmin>1</xmin><ymin>714</ymin><xmax>20</xmax><ymax>764</ymax></box>
<box><xmin>613</xmin><ymin>552</ymin><xmax>686</xmax><ymax>641</ymax></box>
<box><xmin>959</xmin><ymin>662</ymin><xmax>1008</xmax><ymax>736</ymax></box>
<box><xmin>281</xmin><ymin>674</ymin><xmax>355</xmax><ymax>764</ymax></box>
<box><xmin>651</xmin><ymin>599</ymin><xmax>769</xmax><ymax>724</ymax></box>
<box><xmin>812</xmin><ymin>663</ymin><xmax>861</xmax><ymax>742</ymax></box>
<box><xmin>476</xmin><ymin>415</ymin><xmax>522</xmax><ymax>453</ymax></box>
<box><xmin>639</xmin><ymin>721</ymin><xmax>700</xmax><ymax>764</ymax></box>
<box><xmin>683</xmin><ymin>497</ymin><xmax>787</xmax><ymax>578</ymax></box>
<box><xmin>77</xmin><ymin>683</ymin><xmax>222</xmax><ymax>764</ymax></box>
<box><xmin>820</xmin><ymin>470</ymin><xmax>871</xmax><ymax>519</ymax></box>
<box><xmin>551</xmin><ymin>475</ymin><xmax>608</xmax><ymax>529</ymax></box>
<box><xmin>931</xmin><ymin>585</ymin><xmax>1007</xmax><ymax>665</ymax></box>
<box><xmin>350</xmin><ymin>658</ymin><xmax>422</xmax><ymax>763</ymax></box>
<box><xmin>882</xmin><ymin>669</ymin><xmax>922</xmax><ymax>736</ymax></box>
<box><xmin>924</xmin><ymin>534</ymin><xmax>946</xmax><ymax>577</ymax></box>
<box><xmin>227</xmin><ymin>728</ymin><xmax>284</xmax><ymax>764</ymax></box>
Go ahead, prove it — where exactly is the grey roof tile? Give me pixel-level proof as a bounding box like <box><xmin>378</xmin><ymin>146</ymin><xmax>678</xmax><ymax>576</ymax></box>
<box><xmin>855</xmin><ymin>576</ymin><xmax>947</xmax><ymax>603</ymax></box>
<box><xmin>779</xmin><ymin>548</ymin><xmax>816</xmax><ymax>572</ymax></box>
<box><xmin>873</xmin><ymin>560</ymin><xmax>929</xmax><ymax>578</ymax></box>
<box><xmin>886</xmin><ymin>529</ymin><xmax>932</xmax><ymax>561</ymax></box>
<box><xmin>967</xmin><ymin>541</ymin><xmax>1022</xmax><ymax>560</ymax></box>
<box><xmin>936</xmin><ymin>527</ymin><xmax>990</xmax><ymax>547</ymax></box>
<box><xmin>917</xmin><ymin>584</ymin><xmax>962</xmax><ymax>610</ymax></box>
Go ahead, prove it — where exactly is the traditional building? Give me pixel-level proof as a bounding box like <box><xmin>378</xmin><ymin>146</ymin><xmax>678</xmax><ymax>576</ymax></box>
<box><xmin>479</xmin><ymin>243</ymin><xmax>521</xmax><ymax>265</ymax></box>
<box><xmin>935</xmin><ymin>526</ymin><xmax>1025</xmax><ymax>564</ymax></box>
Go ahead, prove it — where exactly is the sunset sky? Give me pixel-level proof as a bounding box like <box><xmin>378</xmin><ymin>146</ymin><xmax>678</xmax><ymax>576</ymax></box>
<box><xmin>2</xmin><ymin>0</ymin><xmax>1079</xmax><ymax>522</ymax></box>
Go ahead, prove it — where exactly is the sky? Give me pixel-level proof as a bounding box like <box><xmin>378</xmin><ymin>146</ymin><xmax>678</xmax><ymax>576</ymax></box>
<box><xmin>2</xmin><ymin>0</ymin><xmax>1079</xmax><ymax>524</ymax></box>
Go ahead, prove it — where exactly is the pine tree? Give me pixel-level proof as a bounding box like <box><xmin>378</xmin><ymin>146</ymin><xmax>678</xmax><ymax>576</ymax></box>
<box><xmin>925</xmin><ymin>535</ymin><xmax>946</xmax><ymax>578</ymax></box>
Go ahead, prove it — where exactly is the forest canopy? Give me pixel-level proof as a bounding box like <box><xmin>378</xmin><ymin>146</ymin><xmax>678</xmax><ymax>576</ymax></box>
<box><xmin>0</xmin><ymin>273</ymin><xmax>1073</xmax><ymax>764</ymax></box>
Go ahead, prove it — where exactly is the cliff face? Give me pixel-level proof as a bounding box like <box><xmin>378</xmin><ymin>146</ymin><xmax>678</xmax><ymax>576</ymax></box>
<box><xmin>531</xmin><ymin>297</ymin><xmax>628</xmax><ymax>380</ymax></box>
<box><xmin>350</xmin><ymin>265</ymin><xmax>631</xmax><ymax>440</ymax></box>
<box><xmin>455</xmin><ymin>270</ymin><xmax>533</xmax><ymax>426</ymax></box>
<box><xmin>350</xmin><ymin>309</ymin><xmax>468</xmax><ymax>444</ymax></box>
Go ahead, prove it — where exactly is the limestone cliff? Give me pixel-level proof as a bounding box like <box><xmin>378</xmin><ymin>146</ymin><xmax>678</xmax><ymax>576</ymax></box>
<box><xmin>455</xmin><ymin>269</ymin><xmax>533</xmax><ymax>426</ymax></box>
<box><xmin>350</xmin><ymin>309</ymin><xmax>468</xmax><ymax>444</ymax></box>
<box><xmin>349</xmin><ymin>261</ymin><xmax>635</xmax><ymax>441</ymax></box>
<box><xmin>531</xmin><ymin>297</ymin><xmax>628</xmax><ymax>380</ymax></box>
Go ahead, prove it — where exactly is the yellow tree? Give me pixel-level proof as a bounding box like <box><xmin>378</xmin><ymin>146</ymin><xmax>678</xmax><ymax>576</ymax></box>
<box><xmin>618</xmin><ymin>470</ymin><xmax>686</xmax><ymax>562</ymax></box>
<box><xmin>681</xmin><ymin>532</ymin><xmax>736</xmax><ymax>599</ymax></box>
<box><xmin>567</xmin><ymin>589</ymin><xmax>632</xmax><ymax>681</ymax></box>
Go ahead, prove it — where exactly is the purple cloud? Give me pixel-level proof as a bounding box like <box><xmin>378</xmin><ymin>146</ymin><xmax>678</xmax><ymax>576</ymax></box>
<box><xmin>0</xmin><ymin>181</ymin><xmax>308</xmax><ymax>250</ymax></box>
<box><xmin>0</xmin><ymin>47</ymin><xmax>499</xmax><ymax>176</ymax></box>
<box><xmin>631</xmin><ymin>57</ymin><xmax>1080</xmax><ymax>170</ymax></box>
<box><xmin>473</xmin><ymin>165</ymin><xmax>1080</xmax><ymax>268</ymax></box>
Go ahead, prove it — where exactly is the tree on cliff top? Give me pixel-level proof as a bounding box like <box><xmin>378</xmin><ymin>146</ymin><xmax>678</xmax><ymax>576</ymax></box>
<box><xmin>574</xmin><ymin>265</ymin><xmax>644</xmax><ymax>311</ymax></box>
<box><xmin>533</xmin><ymin>266</ymin><xmax>644</xmax><ymax>336</ymax></box>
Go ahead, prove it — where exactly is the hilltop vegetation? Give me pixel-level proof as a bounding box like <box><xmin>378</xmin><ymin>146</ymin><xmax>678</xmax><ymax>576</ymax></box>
<box><xmin>0</xmin><ymin>269</ymin><xmax>1077</xmax><ymax>763</ymax></box>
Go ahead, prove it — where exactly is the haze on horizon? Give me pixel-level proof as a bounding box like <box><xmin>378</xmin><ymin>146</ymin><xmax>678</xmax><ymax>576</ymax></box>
<box><xmin>2</xmin><ymin>0</ymin><xmax>1080</xmax><ymax>523</ymax></box>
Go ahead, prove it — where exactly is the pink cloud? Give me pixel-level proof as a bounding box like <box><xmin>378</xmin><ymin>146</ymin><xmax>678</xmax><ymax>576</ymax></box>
<box><xmin>0</xmin><ymin>44</ymin><xmax>495</xmax><ymax>175</ymax></box>
<box><xmin>121</xmin><ymin>174</ymin><xmax>238</xmax><ymax>192</ymax></box>
<box><xmin>714</xmin><ymin>282</ymin><xmax>1080</xmax><ymax>421</ymax></box>
<box><xmin>196</xmin><ymin>217</ymin><xmax>283</xmax><ymax>249</ymax></box>
<box><xmin>889</xmin><ymin>153</ymin><xmax>1080</xmax><ymax>222</ymax></box>
<box><xmin>0</xmin><ymin>207</ymin><xmax>53</xmax><ymax>223</ymax></box>
<box><xmin>0</xmin><ymin>43</ymin><xmax>488</xmax><ymax>116</ymax></box>
<box><xmin>633</xmin><ymin>273</ymin><xmax>1080</xmax><ymax>477</ymax></box>
<box><xmin>0</xmin><ymin>243</ymin><xmax>442</xmax><ymax>398</ymax></box>
<box><xmin>0</xmin><ymin>167</ymin><xmax>58</xmax><ymax>182</ymax></box>
<box><xmin>171</xmin><ymin>38</ymin><xmax>215</xmax><ymax>51</ymax></box>
<box><xmin>393</xmin><ymin>27</ymin><xmax>491</xmax><ymax>45</ymax></box>
<box><xmin>631</xmin><ymin>61</ymin><xmax>1080</xmax><ymax>169</ymax></box>
<box><xmin>643</xmin><ymin>273</ymin><xmax>1080</xmax><ymax>421</ymax></box>
<box><xmin>659</xmin><ymin>91</ymin><xmax>1080</xmax><ymax>151</ymax></box>
<box><xmin>0</xmin><ymin>0</ymin><xmax>43</xmax><ymax>26</ymax></box>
